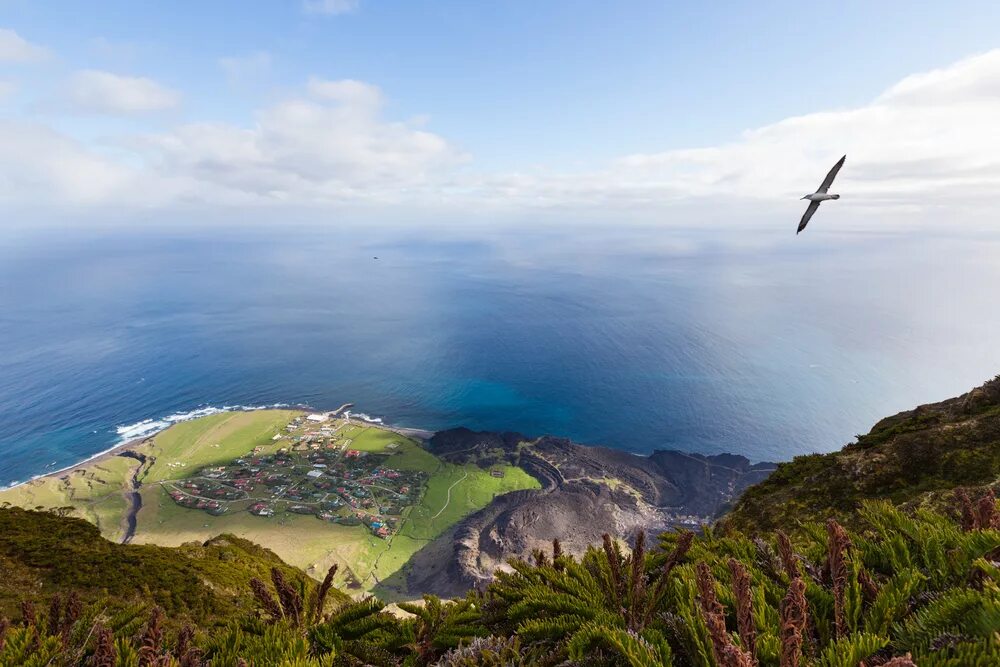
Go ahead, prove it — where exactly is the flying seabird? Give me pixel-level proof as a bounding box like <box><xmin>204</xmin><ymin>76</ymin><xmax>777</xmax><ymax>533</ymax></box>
<box><xmin>797</xmin><ymin>155</ymin><xmax>846</xmax><ymax>234</ymax></box>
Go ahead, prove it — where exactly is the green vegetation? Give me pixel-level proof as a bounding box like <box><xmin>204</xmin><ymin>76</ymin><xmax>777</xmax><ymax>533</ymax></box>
<box><xmin>0</xmin><ymin>506</ymin><xmax>347</xmax><ymax>629</ymax></box>
<box><xmin>137</xmin><ymin>415</ymin><xmax>539</xmax><ymax>590</ymax></box>
<box><xmin>0</xmin><ymin>410</ymin><xmax>539</xmax><ymax>595</ymax></box>
<box><xmin>0</xmin><ymin>410</ymin><xmax>301</xmax><ymax>543</ymax></box>
<box><xmin>9</xmin><ymin>378</ymin><xmax>1000</xmax><ymax>664</ymax></box>
<box><xmin>137</xmin><ymin>409</ymin><xmax>302</xmax><ymax>484</ymax></box>
<box><xmin>4</xmin><ymin>496</ymin><xmax>999</xmax><ymax>665</ymax></box>
<box><xmin>0</xmin><ymin>456</ymin><xmax>136</xmax><ymax>542</ymax></box>
<box><xmin>725</xmin><ymin>375</ymin><xmax>1000</xmax><ymax>534</ymax></box>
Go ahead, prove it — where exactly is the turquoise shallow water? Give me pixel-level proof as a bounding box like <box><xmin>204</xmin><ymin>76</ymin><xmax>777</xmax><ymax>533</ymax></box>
<box><xmin>2</xmin><ymin>224</ymin><xmax>999</xmax><ymax>486</ymax></box>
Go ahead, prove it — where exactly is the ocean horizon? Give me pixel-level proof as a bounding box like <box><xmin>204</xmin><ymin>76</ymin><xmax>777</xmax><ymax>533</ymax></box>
<box><xmin>3</xmin><ymin>223</ymin><xmax>1000</xmax><ymax>488</ymax></box>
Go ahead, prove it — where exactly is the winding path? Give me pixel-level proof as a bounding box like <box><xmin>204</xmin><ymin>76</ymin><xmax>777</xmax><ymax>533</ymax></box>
<box><xmin>431</xmin><ymin>471</ymin><xmax>469</xmax><ymax>519</ymax></box>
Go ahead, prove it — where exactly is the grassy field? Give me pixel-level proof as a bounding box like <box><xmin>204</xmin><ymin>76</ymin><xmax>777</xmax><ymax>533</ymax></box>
<box><xmin>0</xmin><ymin>455</ymin><xmax>137</xmax><ymax>542</ymax></box>
<box><xmin>1</xmin><ymin>410</ymin><xmax>540</xmax><ymax>595</ymax></box>
<box><xmin>401</xmin><ymin>464</ymin><xmax>538</xmax><ymax>541</ymax></box>
<box><xmin>136</xmin><ymin>484</ymin><xmax>365</xmax><ymax>579</ymax></box>
<box><xmin>136</xmin><ymin>409</ymin><xmax>301</xmax><ymax>483</ymax></box>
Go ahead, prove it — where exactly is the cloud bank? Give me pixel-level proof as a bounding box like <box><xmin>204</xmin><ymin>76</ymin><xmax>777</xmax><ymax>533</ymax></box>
<box><xmin>2</xmin><ymin>47</ymin><xmax>1000</xmax><ymax>226</ymax></box>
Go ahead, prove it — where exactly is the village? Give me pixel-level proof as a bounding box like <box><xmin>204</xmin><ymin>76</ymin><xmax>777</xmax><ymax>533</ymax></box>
<box><xmin>164</xmin><ymin>412</ymin><xmax>428</xmax><ymax>539</ymax></box>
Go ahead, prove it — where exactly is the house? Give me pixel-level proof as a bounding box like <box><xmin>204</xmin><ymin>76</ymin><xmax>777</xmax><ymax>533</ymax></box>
<box><xmin>306</xmin><ymin>469</ymin><xmax>324</xmax><ymax>478</ymax></box>
<box><xmin>307</xmin><ymin>414</ymin><xmax>328</xmax><ymax>423</ymax></box>
<box><xmin>250</xmin><ymin>503</ymin><xmax>274</xmax><ymax>517</ymax></box>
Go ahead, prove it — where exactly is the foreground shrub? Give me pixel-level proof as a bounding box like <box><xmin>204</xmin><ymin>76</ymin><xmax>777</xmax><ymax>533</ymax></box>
<box><xmin>3</xmin><ymin>495</ymin><xmax>999</xmax><ymax>666</ymax></box>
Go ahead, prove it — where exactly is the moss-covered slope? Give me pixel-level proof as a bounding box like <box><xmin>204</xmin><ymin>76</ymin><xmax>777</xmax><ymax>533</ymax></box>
<box><xmin>725</xmin><ymin>375</ymin><xmax>1000</xmax><ymax>533</ymax></box>
<box><xmin>0</xmin><ymin>507</ymin><xmax>346</xmax><ymax>626</ymax></box>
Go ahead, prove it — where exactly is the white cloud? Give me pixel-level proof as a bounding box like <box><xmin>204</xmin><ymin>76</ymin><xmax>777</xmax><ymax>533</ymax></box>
<box><xmin>303</xmin><ymin>0</ymin><xmax>359</xmax><ymax>16</ymax></box>
<box><xmin>3</xmin><ymin>50</ymin><xmax>1000</xmax><ymax>224</ymax></box>
<box><xmin>0</xmin><ymin>28</ymin><xmax>49</xmax><ymax>63</ymax></box>
<box><xmin>876</xmin><ymin>51</ymin><xmax>1000</xmax><ymax>106</ymax></box>
<box><xmin>0</xmin><ymin>77</ymin><xmax>459</xmax><ymax>207</ymax></box>
<box><xmin>0</xmin><ymin>121</ymin><xmax>134</xmax><ymax>205</ymax></box>
<box><xmin>306</xmin><ymin>77</ymin><xmax>382</xmax><ymax>108</ymax></box>
<box><xmin>466</xmin><ymin>49</ymin><xmax>1000</xmax><ymax>219</ymax></box>
<box><xmin>136</xmin><ymin>78</ymin><xmax>461</xmax><ymax>202</ymax></box>
<box><xmin>219</xmin><ymin>51</ymin><xmax>272</xmax><ymax>84</ymax></box>
<box><xmin>0</xmin><ymin>80</ymin><xmax>16</xmax><ymax>101</ymax></box>
<box><xmin>65</xmin><ymin>70</ymin><xmax>180</xmax><ymax>114</ymax></box>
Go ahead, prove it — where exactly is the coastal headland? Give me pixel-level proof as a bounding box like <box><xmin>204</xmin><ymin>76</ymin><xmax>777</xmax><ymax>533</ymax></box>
<box><xmin>0</xmin><ymin>408</ymin><xmax>538</xmax><ymax>596</ymax></box>
<box><xmin>0</xmin><ymin>407</ymin><xmax>771</xmax><ymax>600</ymax></box>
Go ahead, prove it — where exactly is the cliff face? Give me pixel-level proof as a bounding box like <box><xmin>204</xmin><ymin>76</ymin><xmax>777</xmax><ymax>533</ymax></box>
<box><xmin>375</xmin><ymin>431</ymin><xmax>773</xmax><ymax>598</ymax></box>
<box><xmin>724</xmin><ymin>375</ymin><xmax>1000</xmax><ymax>534</ymax></box>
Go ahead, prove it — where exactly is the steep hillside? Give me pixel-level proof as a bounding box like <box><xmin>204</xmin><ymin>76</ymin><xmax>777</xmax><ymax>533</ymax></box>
<box><xmin>725</xmin><ymin>375</ymin><xmax>1000</xmax><ymax>533</ymax></box>
<box><xmin>5</xmin><ymin>497</ymin><xmax>1000</xmax><ymax>665</ymax></box>
<box><xmin>0</xmin><ymin>507</ymin><xmax>345</xmax><ymax>627</ymax></box>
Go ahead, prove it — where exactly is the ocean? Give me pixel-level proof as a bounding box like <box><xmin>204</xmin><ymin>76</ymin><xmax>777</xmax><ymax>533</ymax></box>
<box><xmin>2</xmin><ymin>222</ymin><xmax>1000</xmax><ymax>487</ymax></box>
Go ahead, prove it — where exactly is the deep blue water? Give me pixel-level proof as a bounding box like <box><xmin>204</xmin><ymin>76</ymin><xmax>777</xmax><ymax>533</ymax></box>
<box><xmin>3</xmin><ymin>223</ymin><xmax>1000</xmax><ymax>487</ymax></box>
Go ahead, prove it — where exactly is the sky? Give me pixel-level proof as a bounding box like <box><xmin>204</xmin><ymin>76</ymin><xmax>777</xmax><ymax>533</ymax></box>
<box><xmin>3</xmin><ymin>1</ymin><xmax>1000</xmax><ymax>229</ymax></box>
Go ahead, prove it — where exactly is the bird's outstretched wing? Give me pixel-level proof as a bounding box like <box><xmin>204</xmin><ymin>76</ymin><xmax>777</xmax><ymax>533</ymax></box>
<box><xmin>817</xmin><ymin>155</ymin><xmax>846</xmax><ymax>193</ymax></box>
<box><xmin>797</xmin><ymin>201</ymin><xmax>820</xmax><ymax>234</ymax></box>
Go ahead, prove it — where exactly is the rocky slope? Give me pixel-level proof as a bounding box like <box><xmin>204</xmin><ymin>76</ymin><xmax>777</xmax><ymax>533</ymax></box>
<box><xmin>724</xmin><ymin>374</ymin><xmax>1000</xmax><ymax>534</ymax></box>
<box><xmin>376</xmin><ymin>431</ymin><xmax>774</xmax><ymax>598</ymax></box>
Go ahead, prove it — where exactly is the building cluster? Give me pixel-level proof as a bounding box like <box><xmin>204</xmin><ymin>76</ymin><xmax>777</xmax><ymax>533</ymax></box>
<box><xmin>164</xmin><ymin>420</ymin><xmax>427</xmax><ymax>540</ymax></box>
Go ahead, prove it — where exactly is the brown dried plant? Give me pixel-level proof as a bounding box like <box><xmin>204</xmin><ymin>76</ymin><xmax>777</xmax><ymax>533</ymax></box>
<box><xmin>826</xmin><ymin>519</ymin><xmax>852</xmax><ymax>638</ymax></box>
<box><xmin>728</xmin><ymin>558</ymin><xmax>757</xmax><ymax>661</ymax></box>
<box><xmin>779</xmin><ymin>577</ymin><xmax>807</xmax><ymax>667</ymax></box>
<box><xmin>696</xmin><ymin>563</ymin><xmax>754</xmax><ymax>667</ymax></box>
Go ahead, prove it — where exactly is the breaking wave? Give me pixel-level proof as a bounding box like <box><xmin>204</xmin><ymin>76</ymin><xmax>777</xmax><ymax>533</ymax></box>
<box><xmin>347</xmin><ymin>411</ymin><xmax>384</xmax><ymax>424</ymax></box>
<box><xmin>0</xmin><ymin>403</ymin><xmax>296</xmax><ymax>490</ymax></box>
<box><xmin>114</xmin><ymin>403</ymin><xmax>291</xmax><ymax>444</ymax></box>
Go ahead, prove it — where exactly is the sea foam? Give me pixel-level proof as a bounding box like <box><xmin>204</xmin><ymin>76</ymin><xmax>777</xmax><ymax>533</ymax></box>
<box><xmin>0</xmin><ymin>403</ymin><xmax>294</xmax><ymax>491</ymax></box>
<box><xmin>347</xmin><ymin>411</ymin><xmax>384</xmax><ymax>424</ymax></box>
<box><xmin>114</xmin><ymin>403</ymin><xmax>291</xmax><ymax>444</ymax></box>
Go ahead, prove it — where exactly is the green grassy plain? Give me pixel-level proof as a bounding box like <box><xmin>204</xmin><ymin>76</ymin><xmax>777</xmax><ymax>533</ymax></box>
<box><xmin>0</xmin><ymin>455</ymin><xmax>136</xmax><ymax>542</ymax></box>
<box><xmin>136</xmin><ymin>409</ymin><xmax>300</xmax><ymax>483</ymax></box>
<box><xmin>1</xmin><ymin>410</ymin><xmax>540</xmax><ymax>595</ymax></box>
